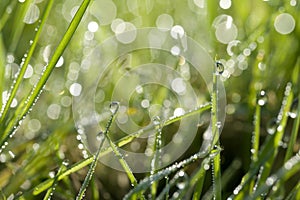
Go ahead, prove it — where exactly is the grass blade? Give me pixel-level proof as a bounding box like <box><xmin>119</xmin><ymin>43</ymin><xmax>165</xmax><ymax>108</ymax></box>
<box><xmin>0</xmin><ymin>0</ymin><xmax>91</xmax><ymax>148</ymax></box>
<box><xmin>245</xmin><ymin>151</ymin><xmax>300</xmax><ymax>200</ymax></box>
<box><xmin>43</xmin><ymin>161</ymin><xmax>68</xmax><ymax>200</ymax></box>
<box><xmin>123</xmin><ymin>149</ymin><xmax>221</xmax><ymax>200</ymax></box>
<box><xmin>76</xmin><ymin>111</ymin><xmax>111</xmax><ymax>200</ymax></box>
<box><xmin>0</xmin><ymin>0</ymin><xmax>54</xmax><ymax>124</ymax></box>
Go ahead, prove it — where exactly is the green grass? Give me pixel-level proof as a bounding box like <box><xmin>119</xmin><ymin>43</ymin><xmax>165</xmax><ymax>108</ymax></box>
<box><xmin>0</xmin><ymin>0</ymin><xmax>300</xmax><ymax>199</ymax></box>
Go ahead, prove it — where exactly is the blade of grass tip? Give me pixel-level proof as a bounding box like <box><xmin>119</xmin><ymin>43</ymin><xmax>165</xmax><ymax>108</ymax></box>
<box><xmin>150</xmin><ymin>116</ymin><xmax>163</xmax><ymax>199</ymax></box>
<box><xmin>8</xmin><ymin>0</ymin><xmax>32</xmax><ymax>52</ymax></box>
<box><xmin>43</xmin><ymin>160</ymin><xmax>68</xmax><ymax>200</ymax></box>
<box><xmin>0</xmin><ymin>0</ymin><xmax>92</xmax><ymax>148</ymax></box>
<box><xmin>0</xmin><ymin>0</ymin><xmax>54</xmax><ymax>124</ymax></box>
<box><xmin>245</xmin><ymin>151</ymin><xmax>300</xmax><ymax>200</ymax></box>
<box><xmin>123</xmin><ymin>149</ymin><xmax>220</xmax><ymax>200</ymax></box>
<box><xmin>76</xmin><ymin>102</ymin><xmax>117</xmax><ymax>200</ymax></box>
<box><xmin>32</xmin><ymin>104</ymin><xmax>210</xmax><ymax>195</ymax></box>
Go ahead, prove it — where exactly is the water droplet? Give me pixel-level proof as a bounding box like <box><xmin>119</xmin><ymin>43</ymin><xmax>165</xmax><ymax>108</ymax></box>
<box><xmin>257</xmin><ymin>90</ymin><xmax>267</xmax><ymax>106</ymax></box>
<box><xmin>215</xmin><ymin>61</ymin><xmax>224</xmax><ymax>74</ymax></box>
<box><xmin>153</xmin><ymin>116</ymin><xmax>161</xmax><ymax>125</ymax></box>
<box><xmin>267</xmin><ymin>118</ymin><xmax>277</xmax><ymax>135</ymax></box>
<box><xmin>288</xmin><ymin>98</ymin><xmax>298</xmax><ymax>119</ymax></box>
<box><xmin>109</xmin><ymin>101</ymin><xmax>120</xmax><ymax>114</ymax></box>
<box><xmin>8</xmin><ymin>151</ymin><xmax>15</xmax><ymax>159</ymax></box>
<box><xmin>216</xmin><ymin>121</ymin><xmax>222</xmax><ymax>128</ymax></box>
<box><xmin>62</xmin><ymin>160</ymin><xmax>69</xmax><ymax>166</ymax></box>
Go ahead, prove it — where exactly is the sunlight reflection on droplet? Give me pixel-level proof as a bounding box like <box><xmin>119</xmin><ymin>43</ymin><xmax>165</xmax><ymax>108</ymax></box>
<box><xmin>24</xmin><ymin>64</ymin><xmax>33</xmax><ymax>78</ymax></box>
<box><xmin>171</xmin><ymin>46</ymin><xmax>181</xmax><ymax>56</ymax></box>
<box><xmin>55</xmin><ymin>56</ymin><xmax>64</xmax><ymax>68</ymax></box>
<box><xmin>219</xmin><ymin>0</ymin><xmax>232</xmax><ymax>9</ymax></box>
<box><xmin>174</xmin><ymin>107</ymin><xmax>185</xmax><ymax>117</ymax></box>
<box><xmin>170</xmin><ymin>25</ymin><xmax>185</xmax><ymax>39</ymax></box>
<box><xmin>88</xmin><ymin>21</ymin><xmax>99</xmax><ymax>32</ymax></box>
<box><xmin>274</xmin><ymin>13</ymin><xmax>295</xmax><ymax>35</ymax></box>
<box><xmin>156</xmin><ymin>14</ymin><xmax>174</xmax><ymax>31</ymax></box>
<box><xmin>69</xmin><ymin>83</ymin><xmax>82</xmax><ymax>96</ymax></box>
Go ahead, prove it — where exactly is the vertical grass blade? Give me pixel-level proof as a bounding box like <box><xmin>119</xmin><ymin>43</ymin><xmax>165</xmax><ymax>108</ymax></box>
<box><xmin>0</xmin><ymin>0</ymin><xmax>92</xmax><ymax>148</ymax></box>
<box><xmin>284</xmin><ymin>95</ymin><xmax>300</xmax><ymax>162</ymax></box>
<box><xmin>211</xmin><ymin>61</ymin><xmax>223</xmax><ymax>200</ymax></box>
<box><xmin>150</xmin><ymin>117</ymin><xmax>162</xmax><ymax>199</ymax></box>
<box><xmin>0</xmin><ymin>1</ymin><xmax>17</xmax><ymax>32</ymax></box>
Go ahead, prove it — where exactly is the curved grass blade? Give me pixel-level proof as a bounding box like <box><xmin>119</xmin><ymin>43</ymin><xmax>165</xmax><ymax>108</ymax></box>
<box><xmin>0</xmin><ymin>0</ymin><xmax>92</xmax><ymax>148</ymax></box>
<box><xmin>0</xmin><ymin>0</ymin><xmax>54</xmax><ymax>124</ymax></box>
<box><xmin>32</xmin><ymin>104</ymin><xmax>210</xmax><ymax>195</ymax></box>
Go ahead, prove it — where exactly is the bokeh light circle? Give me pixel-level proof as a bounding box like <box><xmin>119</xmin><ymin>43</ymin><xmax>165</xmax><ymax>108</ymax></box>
<box><xmin>274</xmin><ymin>13</ymin><xmax>295</xmax><ymax>35</ymax></box>
<box><xmin>72</xmin><ymin>28</ymin><xmax>226</xmax><ymax>173</ymax></box>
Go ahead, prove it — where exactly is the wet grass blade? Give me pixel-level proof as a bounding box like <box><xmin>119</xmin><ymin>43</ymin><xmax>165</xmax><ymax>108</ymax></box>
<box><xmin>0</xmin><ymin>33</ymin><xmax>6</xmax><ymax>111</ymax></box>
<box><xmin>123</xmin><ymin>149</ymin><xmax>220</xmax><ymax>200</ymax></box>
<box><xmin>150</xmin><ymin>117</ymin><xmax>162</xmax><ymax>199</ymax></box>
<box><xmin>245</xmin><ymin>152</ymin><xmax>300</xmax><ymax>200</ymax></box>
<box><xmin>43</xmin><ymin>161</ymin><xmax>68</xmax><ymax>200</ymax></box>
<box><xmin>230</xmin><ymin>83</ymin><xmax>294</xmax><ymax>199</ymax></box>
<box><xmin>285</xmin><ymin>95</ymin><xmax>300</xmax><ymax>162</ymax></box>
<box><xmin>0</xmin><ymin>0</ymin><xmax>91</xmax><ymax>148</ymax></box>
<box><xmin>0</xmin><ymin>1</ymin><xmax>17</xmax><ymax>32</ymax></box>
<box><xmin>0</xmin><ymin>0</ymin><xmax>54</xmax><ymax>124</ymax></box>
